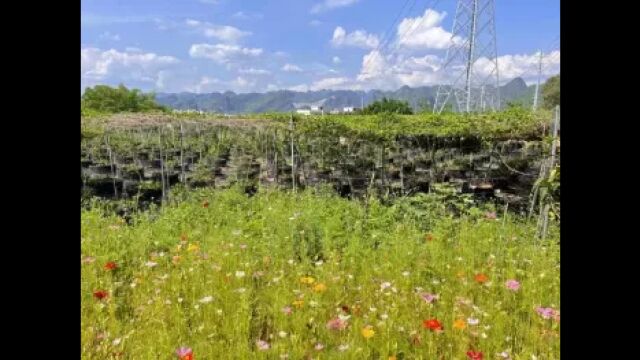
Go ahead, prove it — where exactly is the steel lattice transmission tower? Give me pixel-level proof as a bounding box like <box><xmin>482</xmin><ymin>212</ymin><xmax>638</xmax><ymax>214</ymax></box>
<box><xmin>433</xmin><ymin>0</ymin><xmax>500</xmax><ymax>114</ymax></box>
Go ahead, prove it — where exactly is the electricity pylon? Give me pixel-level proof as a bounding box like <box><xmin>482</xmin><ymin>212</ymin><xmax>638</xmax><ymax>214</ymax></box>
<box><xmin>433</xmin><ymin>0</ymin><xmax>500</xmax><ymax>114</ymax></box>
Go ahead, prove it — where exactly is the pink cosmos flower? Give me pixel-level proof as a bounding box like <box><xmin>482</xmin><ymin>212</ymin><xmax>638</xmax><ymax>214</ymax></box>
<box><xmin>326</xmin><ymin>318</ymin><xmax>348</xmax><ymax>331</ymax></box>
<box><xmin>256</xmin><ymin>340</ymin><xmax>270</xmax><ymax>350</ymax></box>
<box><xmin>314</xmin><ymin>343</ymin><xmax>324</xmax><ymax>351</ymax></box>
<box><xmin>420</xmin><ymin>292</ymin><xmax>439</xmax><ymax>303</ymax></box>
<box><xmin>175</xmin><ymin>347</ymin><xmax>193</xmax><ymax>360</ymax></box>
<box><xmin>281</xmin><ymin>306</ymin><xmax>292</xmax><ymax>316</ymax></box>
<box><xmin>536</xmin><ymin>307</ymin><xmax>557</xmax><ymax>319</ymax></box>
<box><xmin>505</xmin><ymin>279</ymin><xmax>520</xmax><ymax>291</ymax></box>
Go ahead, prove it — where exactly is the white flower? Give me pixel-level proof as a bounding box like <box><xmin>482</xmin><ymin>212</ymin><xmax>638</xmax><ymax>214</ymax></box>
<box><xmin>467</xmin><ymin>317</ymin><xmax>480</xmax><ymax>325</ymax></box>
<box><xmin>112</xmin><ymin>338</ymin><xmax>121</xmax><ymax>346</ymax></box>
<box><xmin>481</xmin><ymin>332</ymin><xmax>488</xmax><ymax>338</ymax></box>
<box><xmin>216</xmin><ymin>309</ymin><xmax>223</xmax><ymax>315</ymax></box>
<box><xmin>278</xmin><ymin>331</ymin><xmax>288</xmax><ymax>338</ymax></box>
<box><xmin>380</xmin><ymin>313</ymin><xmax>389</xmax><ymax>320</ymax></box>
<box><xmin>235</xmin><ymin>271</ymin><xmax>246</xmax><ymax>278</ymax></box>
<box><xmin>380</xmin><ymin>282</ymin><xmax>392</xmax><ymax>290</ymax></box>
<box><xmin>145</xmin><ymin>261</ymin><xmax>158</xmax><ymax>268</ymax></box>
<box><xmin>338</xmin><ymin>314</ymin><xmax>351</xmax><ymax>321</ymax></box>
<box><xmin>338</xmin><ymin>344</ymin><xmax>349</xmax><ymax>352</ymax></box>
<box><xmin>235</xmin><ymin>288</ymin><xmax>246</xmax><ymax>293</ymax></box>
<box><xmin>199</xmin><ymin>296</ymin><xmax>213</xmax><ymax>304</ymax></box>
<box><xmin>402</xmin><ymin>271</ymin><xmax>410</xmax><ymax>277</ymax></box>
<box><xmin>177</xmin><ymin>297</ymin><xmax>183</xmax><ymax>303</ymax></box>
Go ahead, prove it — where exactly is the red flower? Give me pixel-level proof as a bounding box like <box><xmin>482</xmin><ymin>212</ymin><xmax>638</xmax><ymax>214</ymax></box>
<box><xmin>466</xmin><ymin>350</ymin><xmax>483</xmax><ymax>360</ymax></box>
<box><xmin>104</xmin><ymin>261</ymin><xmax>117</xmax><ymax>271</ymax></box>
<box><xmin>341</xmin><ymin>305</ymin><xmax>350</xmax><ymax>313</ymax></box>
<box><xmin>474</xmin><ymin>273</ymin><xmax>489</xmax><ymax>283</ymax></box>
<box><xmin>423</xmin><ymin>318</ymin><xmax>443</xmax><ymax>331</ymax></box>
<box><xmin>93</xmin><ymin>290</ymin><xmax>108</xmax><ymax>300</ymax></box>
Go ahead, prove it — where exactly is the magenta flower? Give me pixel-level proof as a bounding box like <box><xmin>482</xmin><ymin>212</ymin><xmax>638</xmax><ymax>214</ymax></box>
<box><xmin>326</xmin><ymin>318</ymin><xmax>348</xmax><ymax>331</ymax></box>
<box><xmin>175</xmin><ymin>347</ymin><xmax>193</xmax><ymax>359</ymax></box>
<box><xmin>536</xmin><ymin>307</ymin><xmax>557</xmax><ymax>319</ymax></box>
<box><xmin>420</xmin><ymin>292</ymin><xmax>439</xmax><ymax>303</ymax></box>
<box><xmin>314</xmin><ymin>343</ymin><xmax>325</xmax><ymax>351</ymax></box>
<box><xmin>505</xmin><ymin>279</ymin><xmax>520</xmax><ymax>291</ymax></box>
<box><xmin>256</xmin><ymin>340</ymin><xmax>270</xmax><ymax>350</ymax></box>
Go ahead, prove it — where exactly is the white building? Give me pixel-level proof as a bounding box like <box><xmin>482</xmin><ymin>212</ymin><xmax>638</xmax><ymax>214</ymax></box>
<box><xmin>343</xmin><ymin>107</ymin><xmax>355</xmax><ymax>113</ymax></box>
<box><xmin>296</xmin><ymin>109</ymin><xmax>312</xmax><ymax>116</ymax></box>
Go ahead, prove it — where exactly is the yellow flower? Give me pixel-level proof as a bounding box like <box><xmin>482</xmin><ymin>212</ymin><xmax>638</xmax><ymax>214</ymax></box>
<box><xmin>187</xmin><ymin>243</ymin><xmax>200</xmax><ymax>252</ymax></box>
<box><xmin>300</xmin><ymin>276</ymin><xmax>315</xmax><ymax>285</ymax></box>
<box><xmin>361</xmin><ymin>326</ymin><xmax>375</xmax><ymax>339</ymax></box>
<box><xmin>292</xmin><ymin>300</ymin><xmax>305</xmax><ymax>308</ymax></box>
<box><xmin>453</xmin><ymin>319</ymin><xmax>467</xmax><ymax>330</ymax></box>
<box><xmin>313</xmin><ymin>283</ymin><xmax>327</xmax><ymax>293</ymax></box>
<box><xmin>389</xmin><ymin>357</ymin><xmax>397</xmax><ymax>360</ymax></box>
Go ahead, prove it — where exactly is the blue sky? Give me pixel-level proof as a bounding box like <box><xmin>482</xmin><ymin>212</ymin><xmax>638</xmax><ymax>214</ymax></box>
<box><xmin>81</xmin><ymin>0</ymin><xmax>559</xmax><ymax>93</ymax></box>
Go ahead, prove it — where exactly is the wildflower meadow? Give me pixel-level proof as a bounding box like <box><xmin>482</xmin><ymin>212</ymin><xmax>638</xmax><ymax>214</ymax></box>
<box><xmin>81</xmin><ymin>187</ymin><xmax>559</xmax><ymax>359</ymax></box>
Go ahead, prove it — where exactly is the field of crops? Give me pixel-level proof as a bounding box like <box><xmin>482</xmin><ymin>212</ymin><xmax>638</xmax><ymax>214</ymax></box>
<box><xmin>81</xmin><ymin>186</ymin><xmax>559</xmax><ymax>359</ymax></box>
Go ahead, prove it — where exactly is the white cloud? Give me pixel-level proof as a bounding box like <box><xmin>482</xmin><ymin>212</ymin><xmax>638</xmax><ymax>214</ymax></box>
<box><xmin>311</xmin><ymin>0</ymin><xmax>360</xmax><ymax>14</ymax></box>
<box><xmin>232</xmin><ymin>11</ymin><xmax>263</xmax><ymax>20</ymax></box>
<box><xmin>199</xmin><ymin>0</ymin><xmax>219</xmax><ymax>4</ymax></box>
<box><xmin>189</xmin><ymin>43</ymin><xmax>263</xmax><ymax>64</ymax></box>
<box><xmin>81</xmin><ymin>47</ymin><xmax>179</xmax><ymax>84</ymax></box>
<box><xmin>479</xmin><ymin>50</ymin><xmax>560</xmax><ymax>84</ymax></box>
<box><xmin>238</xmin><ymin>68</ymin><xmax>271</xmax><ymax>75</ymax></box>
<box><xmin>309</xmin><ymin>20</ymin><xmax>323</xmax><ymax>27</ymax></box>
<box><xmin>231</xmin><ymin>76</ymin><xmax>257</xmax><ymax>90</ymax></box>
<box><xmin>332</xmin><ymin>56</ymin><xmax>341</xmax><ymax>64</ymax></box>
<box><xmin>331</xmin><ymin>26</ymin><xmax>379</xmax><ymax>49</ymax></box>
<box><xmin>99</xmin><ymin>32</ymin><xmax>120</xmax><ymax>41</ymax></box>
<box><xmin>266</xmin><ymin>84</ymin><xmax>279</xmax><ymax>91</ymax></box>
<box><xmin>294</xmin><ymin>48</ymin><xmax>559</xmax><ymax>92</ymax></box>
<box><xmin>282</xmin><ymin>63</ymin><xmax>303</xmax><ymax>72</ymax></box>
<box><xmin>396</xmin><ymin>9</ymin><xmax>461</xmax><ymax>50</ymax></box>
<box><xmin>309</xmin><ymin>77</ymin><xmax>351</xmax><ymax>90</ymax></box>
<box><xmin>186</xmin><ymin>19</ymin><xmax>250</xmax><ymax>43</ymax></box>
<box><xmin>288</xmin><ymin>84</ymin><xmax>310</xmax><ymax>92</ymax></box>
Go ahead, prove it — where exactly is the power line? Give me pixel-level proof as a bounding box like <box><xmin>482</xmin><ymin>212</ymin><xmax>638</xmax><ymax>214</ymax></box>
<box><xmin>386</xmin><ymin>0</ymin><xmax>444</xmax><ymax>61</ymax></box>
<box><xmin>361</xmin><ymin>0</ymin><xmax>417</xmax><ymax>72</ymax></box>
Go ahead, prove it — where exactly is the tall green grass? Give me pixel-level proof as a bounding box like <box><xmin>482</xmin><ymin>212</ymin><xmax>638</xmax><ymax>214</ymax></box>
<box><xmin>81</xmin><ymin>187</ymin><xmax>559</xmax><ymax>359</ymax></box>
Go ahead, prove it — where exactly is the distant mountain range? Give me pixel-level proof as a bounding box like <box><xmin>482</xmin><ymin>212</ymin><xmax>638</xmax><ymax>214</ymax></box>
<box><xmin>155</xmin><ymin>77</ymin><xmax>535</xmax><ymax>114</ymax></box>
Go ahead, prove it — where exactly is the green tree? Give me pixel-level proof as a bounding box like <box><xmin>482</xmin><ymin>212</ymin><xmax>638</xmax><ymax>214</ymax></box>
<box><xmin>362</xmin><ymin>97</ymin><xmax>413</xmax><ymax>115</ymax></box>
<box><xmin>81</xmin><ymin>84</ymin><xmax>167</xmax><ymax>114</ymax></box>
<box><xmin>542</xmin><ymin>75</ymin><xmax>560</xmax><ymax>109</ymax></box>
